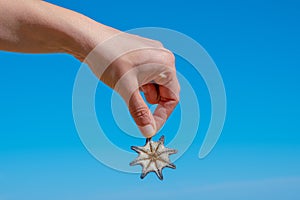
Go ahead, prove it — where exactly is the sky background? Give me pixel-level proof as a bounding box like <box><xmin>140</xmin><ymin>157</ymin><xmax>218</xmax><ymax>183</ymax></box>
<box><xmin>0</xmin><ymin>0</ymin><xmax>300</xmax><ymax>199</ymax></box>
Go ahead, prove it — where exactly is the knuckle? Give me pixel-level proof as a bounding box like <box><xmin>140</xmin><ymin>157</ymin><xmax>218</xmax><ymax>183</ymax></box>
<box><xmin>168</xmin><ymin>51</ymin><xmax>176</xmax><ymax>63</ymax></box>
<box><xmin>154</xmin><ymin>40</ymin><xmax>164</xmax><ymax>47</ymax></box>
<box><xmin>162</xmin><ymin>50</ymin><xmax>175</xmax><ymax>66</ymax></box>
<box><xmin>147</xmin><ymin>38</ymin><xmax>164</xmax><ymax>48</ymax></box>
<box><xmin>169</xmin><ymin>96</ymin><xmax>179</xmax><ymax>107</ymax></box>
<box><xmin>171</xmin><ymin>93</ymin><xmax>180</xmax><ymax>107</ymax></box>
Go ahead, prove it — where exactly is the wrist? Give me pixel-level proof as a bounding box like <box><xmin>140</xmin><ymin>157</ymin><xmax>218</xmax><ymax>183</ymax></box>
<box><xmin>62</xmin><ymin>18</ymin><xmax>121</xmax><ymax>61</ymax></box>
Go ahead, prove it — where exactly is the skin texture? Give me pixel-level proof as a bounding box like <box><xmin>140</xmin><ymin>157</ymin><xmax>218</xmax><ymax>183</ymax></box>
<box><xmin>0</xmin><ymin>0</ymin><xmax>180</xmax><ymax>138</ymax></box>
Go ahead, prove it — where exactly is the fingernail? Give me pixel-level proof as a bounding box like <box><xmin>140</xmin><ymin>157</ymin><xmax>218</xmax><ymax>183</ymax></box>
<box><xmin>139</xmin><ymin>124</ymin><xmax>156</xmax><ymax>138</ymax></box>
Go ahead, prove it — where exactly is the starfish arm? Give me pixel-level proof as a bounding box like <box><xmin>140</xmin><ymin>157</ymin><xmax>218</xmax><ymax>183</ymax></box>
<box><xmin>141</xmin><ymin>162</ymin><xmax>156</xmax><ymax>179</ymax></box>
<box><xmin>155</xmin><ymin>168</ymin><xmax>164</xmax><ymax>180</ymax></box>
<box><xmin>156</xmin><ymin>157</ymin><xmax>176</xmax><ymax>169</ymax></box>
<box><xmin>129</xmin><ymin>159</ymin><xmax>139</xmax><ymax>166</ymax></box>
<box><xmin>131</xmin><ymin>146</ymin><xmax>148</xmax><ymax>154</ymax></box>
<box><xmin>129</xmin><ymin>157</ymin><xmax>150</xmax><ymax>166</ymax></box>
<box><xmin>166</xmin><ymin>162</ymin><xmax>176</xmax><ymax>169</ymax></box>
<box><xmin>159</xmin><ymin>135</ymin><xmax>165</xmax><ymax>143</ymax></box>
<box><xmin>157</xmin><ymin>148</ymin><xmax>178</xmax><ymax>156</ymax></box>
<box><xmin>141</xmin><ymin>171</ymin><xmax>150</xmax><ymax>179</ymax></box>
<box><xmin>168</xmin><ymin>149</ymin><xmax>178</xmax><ymax>155</ymax></box>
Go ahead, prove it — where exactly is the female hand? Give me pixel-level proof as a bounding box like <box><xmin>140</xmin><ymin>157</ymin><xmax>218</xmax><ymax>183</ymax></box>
<box><xmin>84</xmin><ymin>32</ymin><xmax>180</xmax><ymax>138</ymax></box>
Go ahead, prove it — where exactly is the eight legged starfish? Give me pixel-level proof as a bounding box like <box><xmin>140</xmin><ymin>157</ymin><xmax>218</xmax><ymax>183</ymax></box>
<box><xmin>130</xmin><ymin>135</ymin><xmax>177</xmax><ymax>180</ymax></box>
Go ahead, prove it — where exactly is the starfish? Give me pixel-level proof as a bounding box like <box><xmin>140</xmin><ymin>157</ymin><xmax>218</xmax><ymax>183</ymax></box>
<box><xmin>130</xmin><ymin>135</ymin><xmax>177</xmax><ymax>180</ymax></box>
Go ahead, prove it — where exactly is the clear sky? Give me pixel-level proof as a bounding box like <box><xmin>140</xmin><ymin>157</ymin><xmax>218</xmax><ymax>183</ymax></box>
<box><xmin>0</xmin><ymin>0</ymin><xmax>300</xmax><ymax>199</ymax></box>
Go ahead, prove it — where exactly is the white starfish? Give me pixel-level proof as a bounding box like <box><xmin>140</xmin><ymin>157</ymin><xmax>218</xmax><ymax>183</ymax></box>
<box><xmin>130</xmin><ymin>135</ymin><xmax>177</xmax><ymax>180</ymax></box>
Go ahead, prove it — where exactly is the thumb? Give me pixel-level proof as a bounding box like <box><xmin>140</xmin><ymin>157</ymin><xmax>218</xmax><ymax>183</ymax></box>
<box><xmin>128</xmin><ymin>90</ymin><xmax>156</xmax><ymax>138</ymax></box>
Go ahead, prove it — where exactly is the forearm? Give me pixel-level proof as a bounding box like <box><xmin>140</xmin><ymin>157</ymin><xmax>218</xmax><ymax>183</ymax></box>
<box><xmin>0</xmin><ymin>0</ymin><xmax>120</xmax><ymax>60</ymax></box>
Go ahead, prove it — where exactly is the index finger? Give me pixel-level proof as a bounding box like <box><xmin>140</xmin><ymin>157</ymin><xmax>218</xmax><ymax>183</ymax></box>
<box><xmin>153</xmin><ymin>72</ymin><xmax>180</xmax><ymax>131</ymax></box>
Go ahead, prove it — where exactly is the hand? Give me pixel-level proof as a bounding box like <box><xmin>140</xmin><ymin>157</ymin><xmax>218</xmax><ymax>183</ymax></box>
<box><xmin>83</xmin><ymin>32</ymin><xmax>180</xmax><ymax>138</ymax></box>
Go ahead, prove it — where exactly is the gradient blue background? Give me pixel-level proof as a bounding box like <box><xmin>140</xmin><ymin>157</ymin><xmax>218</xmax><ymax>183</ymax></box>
<box><xmin>0</xmin><ymin>0</ymin><xmax>299</xmax><ymax>199</ymax></box>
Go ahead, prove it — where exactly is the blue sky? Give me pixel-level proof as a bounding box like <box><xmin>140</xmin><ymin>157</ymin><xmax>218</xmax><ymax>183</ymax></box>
<box><xmin>0</xmin><ymin>0</ymin><xmax>300</xmax><ymax>199</ymax></box>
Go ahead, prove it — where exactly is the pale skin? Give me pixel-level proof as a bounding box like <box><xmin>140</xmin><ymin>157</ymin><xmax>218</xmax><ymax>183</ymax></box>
<box><xmin>0</xmin><ymin>0</ymin><xmax>180</xmax><ymax>138</ymax></box>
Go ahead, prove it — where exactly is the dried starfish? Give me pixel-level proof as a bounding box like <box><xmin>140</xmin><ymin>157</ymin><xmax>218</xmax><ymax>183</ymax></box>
<box><xmin>130</xmin><ymin>135</ymin><xmax>177</xmax><ymax>180</ymax></box>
